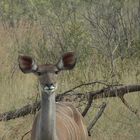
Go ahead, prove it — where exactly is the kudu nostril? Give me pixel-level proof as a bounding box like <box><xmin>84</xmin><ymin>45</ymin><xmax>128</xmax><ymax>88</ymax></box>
<box><xmin>44</xmin><ymin>83</ymin><xmax>55</xmax><ymax>91</ymax></box>
<box><xmin>46</xmin><ymin>83</ymin><xmax>54</xmax><ymax>88</ymax></box>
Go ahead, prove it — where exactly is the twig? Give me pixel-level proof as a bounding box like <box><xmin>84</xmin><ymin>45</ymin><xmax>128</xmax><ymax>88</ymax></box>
<box><xmin>82</xmin><ymin>94</ymin><xmax>93</xmax><ymax>117</ymax></box>
<box><xmin>87</xmin><ymin>102</ymin><xmax>107</xmax><ymax>136</ymax></box>
<box><xmin>21</xmin><ymin>130</ymin><xmax>31</xmax><ymax>140</ymax></box>
<box><xmin>57</xmin><ymin>80</ymin><xmax>121</xmax><ymax>100</ymax></box>
<box><xmin>119</xmin><ymin>96</ymin><xmax>139</xmax><ymax>118</ymax></box>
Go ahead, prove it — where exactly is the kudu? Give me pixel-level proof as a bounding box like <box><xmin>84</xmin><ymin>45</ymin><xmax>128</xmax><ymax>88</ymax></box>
<box><xmin>18</xmin><ymin>52</ymin><xmax>89</xmax><ymax>140</ymax></box>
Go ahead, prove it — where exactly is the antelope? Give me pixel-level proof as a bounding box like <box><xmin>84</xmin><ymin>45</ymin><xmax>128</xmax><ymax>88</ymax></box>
<box><xmin>18</xmin><ymin>52</ymin><xmax>90</xmax><ymax>140</ymax></box>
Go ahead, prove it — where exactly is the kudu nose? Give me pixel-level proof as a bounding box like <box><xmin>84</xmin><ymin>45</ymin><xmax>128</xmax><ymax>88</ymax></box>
<box><xmin>44</xmin><ymin>83</ymin><xmax>55</xmax><ymax>91</ymax></box>
<box><xmin>46</xmin><ymin>83</ymin><xmax>53</xmax><ymax>88</ymax></box>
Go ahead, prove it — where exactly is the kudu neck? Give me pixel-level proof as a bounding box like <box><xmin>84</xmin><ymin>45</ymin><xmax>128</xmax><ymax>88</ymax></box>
<box><xmin>40</xmin><ymin>91</ymin><xmax>57</xmax><ymax>140</ymax></box>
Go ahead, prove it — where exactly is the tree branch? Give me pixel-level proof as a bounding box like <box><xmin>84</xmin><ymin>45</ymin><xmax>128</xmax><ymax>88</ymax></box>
<box><xmin>81</xmin><ymin>85</ymin><xmax>140</xmax><ymax>116</ymax></box>
<box><xmin>0</xmin><ymin>84</ymin><xmax>140</xmax><ymax>121</ymax></box>
<box><xmin>90</xmin><ymin>84</ymin><xmax>140</xmax><ymax>99</ymax></box>
<box><xmin>119</xmin><ymin>96</ymin><xmax>139</xmax><ymax>118</ymax></box>
<box><xmin>82</xmin><ymin>94</ymin><xmax>93</xmax><ymax>117</ymax></box>
<box><xmin>0</xmin><ymin>101</ymin><xmax>40</xmax><ymax>121</ymax></box>
<box><xmin>87</xmin><ymin>102</ymin><xmax>107</xmax><ymax>136</ymax></box>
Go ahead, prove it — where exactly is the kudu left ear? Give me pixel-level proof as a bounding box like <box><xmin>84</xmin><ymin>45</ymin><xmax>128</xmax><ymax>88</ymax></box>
<box><xmin>18</xmin><ymin>55</ymin><xmax>38</xmax><ymax>73</ymax></box>
<box><xmin>56</xmin><ymin>52</ymin><xmax>77</xmax><ymax>70</ymax></box>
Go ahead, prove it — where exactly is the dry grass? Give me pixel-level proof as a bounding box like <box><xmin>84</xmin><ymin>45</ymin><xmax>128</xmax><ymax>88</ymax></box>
<box><xmin>0</xmin><ymin>22</ymin><xmax>140</xmax><ymax>140</ymax></box>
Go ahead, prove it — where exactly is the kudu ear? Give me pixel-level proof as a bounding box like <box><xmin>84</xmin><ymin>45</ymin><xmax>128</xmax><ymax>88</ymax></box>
<box><xmin>56</xmin><ymin>52</ymin><xmax>76</xmax><ymax>70</ymax></box>
<box><xmin>18</xmin><ymin>55</ymin><xmax>38</xmax><ymax>73</ymax></box>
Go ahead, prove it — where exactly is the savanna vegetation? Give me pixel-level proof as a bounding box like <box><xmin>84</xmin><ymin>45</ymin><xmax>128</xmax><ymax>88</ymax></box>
<box><xmin>0</xmin><ymin>0</ymin><xmax>140</xmax><ymax>139</ymax></box>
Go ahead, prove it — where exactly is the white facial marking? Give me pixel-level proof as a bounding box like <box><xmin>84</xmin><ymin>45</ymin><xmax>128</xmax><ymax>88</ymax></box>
<box><xmin>57</xmin><ymin>59</ymin><xmax>64</xmax><ymax>70</ymax></box>
<box><xmin>32</xmin><ymin>61</ymin><xmax>38</xmax><ymax>71</ymax></box>
<box><xmin>44</xmin><ymin>85</ymin><xmax>56</xmax><ymax>93</ymax></box>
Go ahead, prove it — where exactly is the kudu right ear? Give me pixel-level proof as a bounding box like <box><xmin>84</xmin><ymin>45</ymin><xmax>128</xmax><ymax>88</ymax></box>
<box><xmin>18</xmin><ymin>55</ymin><xmax>38</xmax><ymax>73</ymax></box>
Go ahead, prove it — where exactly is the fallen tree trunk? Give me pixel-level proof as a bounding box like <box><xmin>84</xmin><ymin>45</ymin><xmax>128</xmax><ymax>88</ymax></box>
<box><xmin>82</xmin><ymin>84</ymin><xmax>140</xmax><ymax>116</ymax></box>
<box><xmin>0</xmin><ymin>84</ymin><xmax>140</xmax><ymax>121</ymax></box>
<box><xmin>91</xmin><ymin>84</ymin><xmax>140</xmax><ymax>99</ymax></box>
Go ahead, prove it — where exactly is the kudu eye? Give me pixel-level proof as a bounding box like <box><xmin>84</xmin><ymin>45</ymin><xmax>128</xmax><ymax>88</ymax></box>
<box><xmin>55</xmin><ymin>71</ymin><xmax>59</xmax><ymax>74</ymax></box>
<box><xmin>37</xmin><ymin>71</ymin><xmax>42</xmax><ymax>76</ymax></box>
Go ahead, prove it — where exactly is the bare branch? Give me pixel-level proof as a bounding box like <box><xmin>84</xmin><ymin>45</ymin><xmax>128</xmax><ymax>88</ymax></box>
<box><xmin>58</xmin><ymin>80</ymin><xmax>112</xmax><ymax>97</ymax></box>
<box><xmin>90</xmin><ymin>84</ymin><xmax>140</xmax><ymax>99</ymax></box>
<box><xmin>119</xmin><ymin>96</ymin><xmax>139</xmax><ymax>118</ymax></box>
<box><xmin>82</xmin><ymin>94</ymin><xmax>93</xmax><ymax>117</ymax></box>
<box><xmin>87</xmin><ymin>102</ymin><xmax>106</xmax><ymax>136</ymax></box>
<box><xmin>69</xmin><ymin>84</ymin><xmax>140</xmax><ymax>116</ymax></box>
<box><xmin>21</xmin><ymin>130</ymin><xmax>31</xmax><ymax>140</ymax></box>
<box><xmin>0</xmin><ymin>101</ymin><xmax>40</xmax><ymax>121</ymax></box>
<box><xmin>0</xmin><ymin>84</ymin><xmax>140</xmax><ymax>121</ymax></box>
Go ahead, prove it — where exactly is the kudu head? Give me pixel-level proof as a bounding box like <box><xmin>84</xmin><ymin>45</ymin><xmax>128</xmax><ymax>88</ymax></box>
<box><xmin>18</xmin><ymin>52</ymin><xmax>76</xmax><ymax>94</ymax></box>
